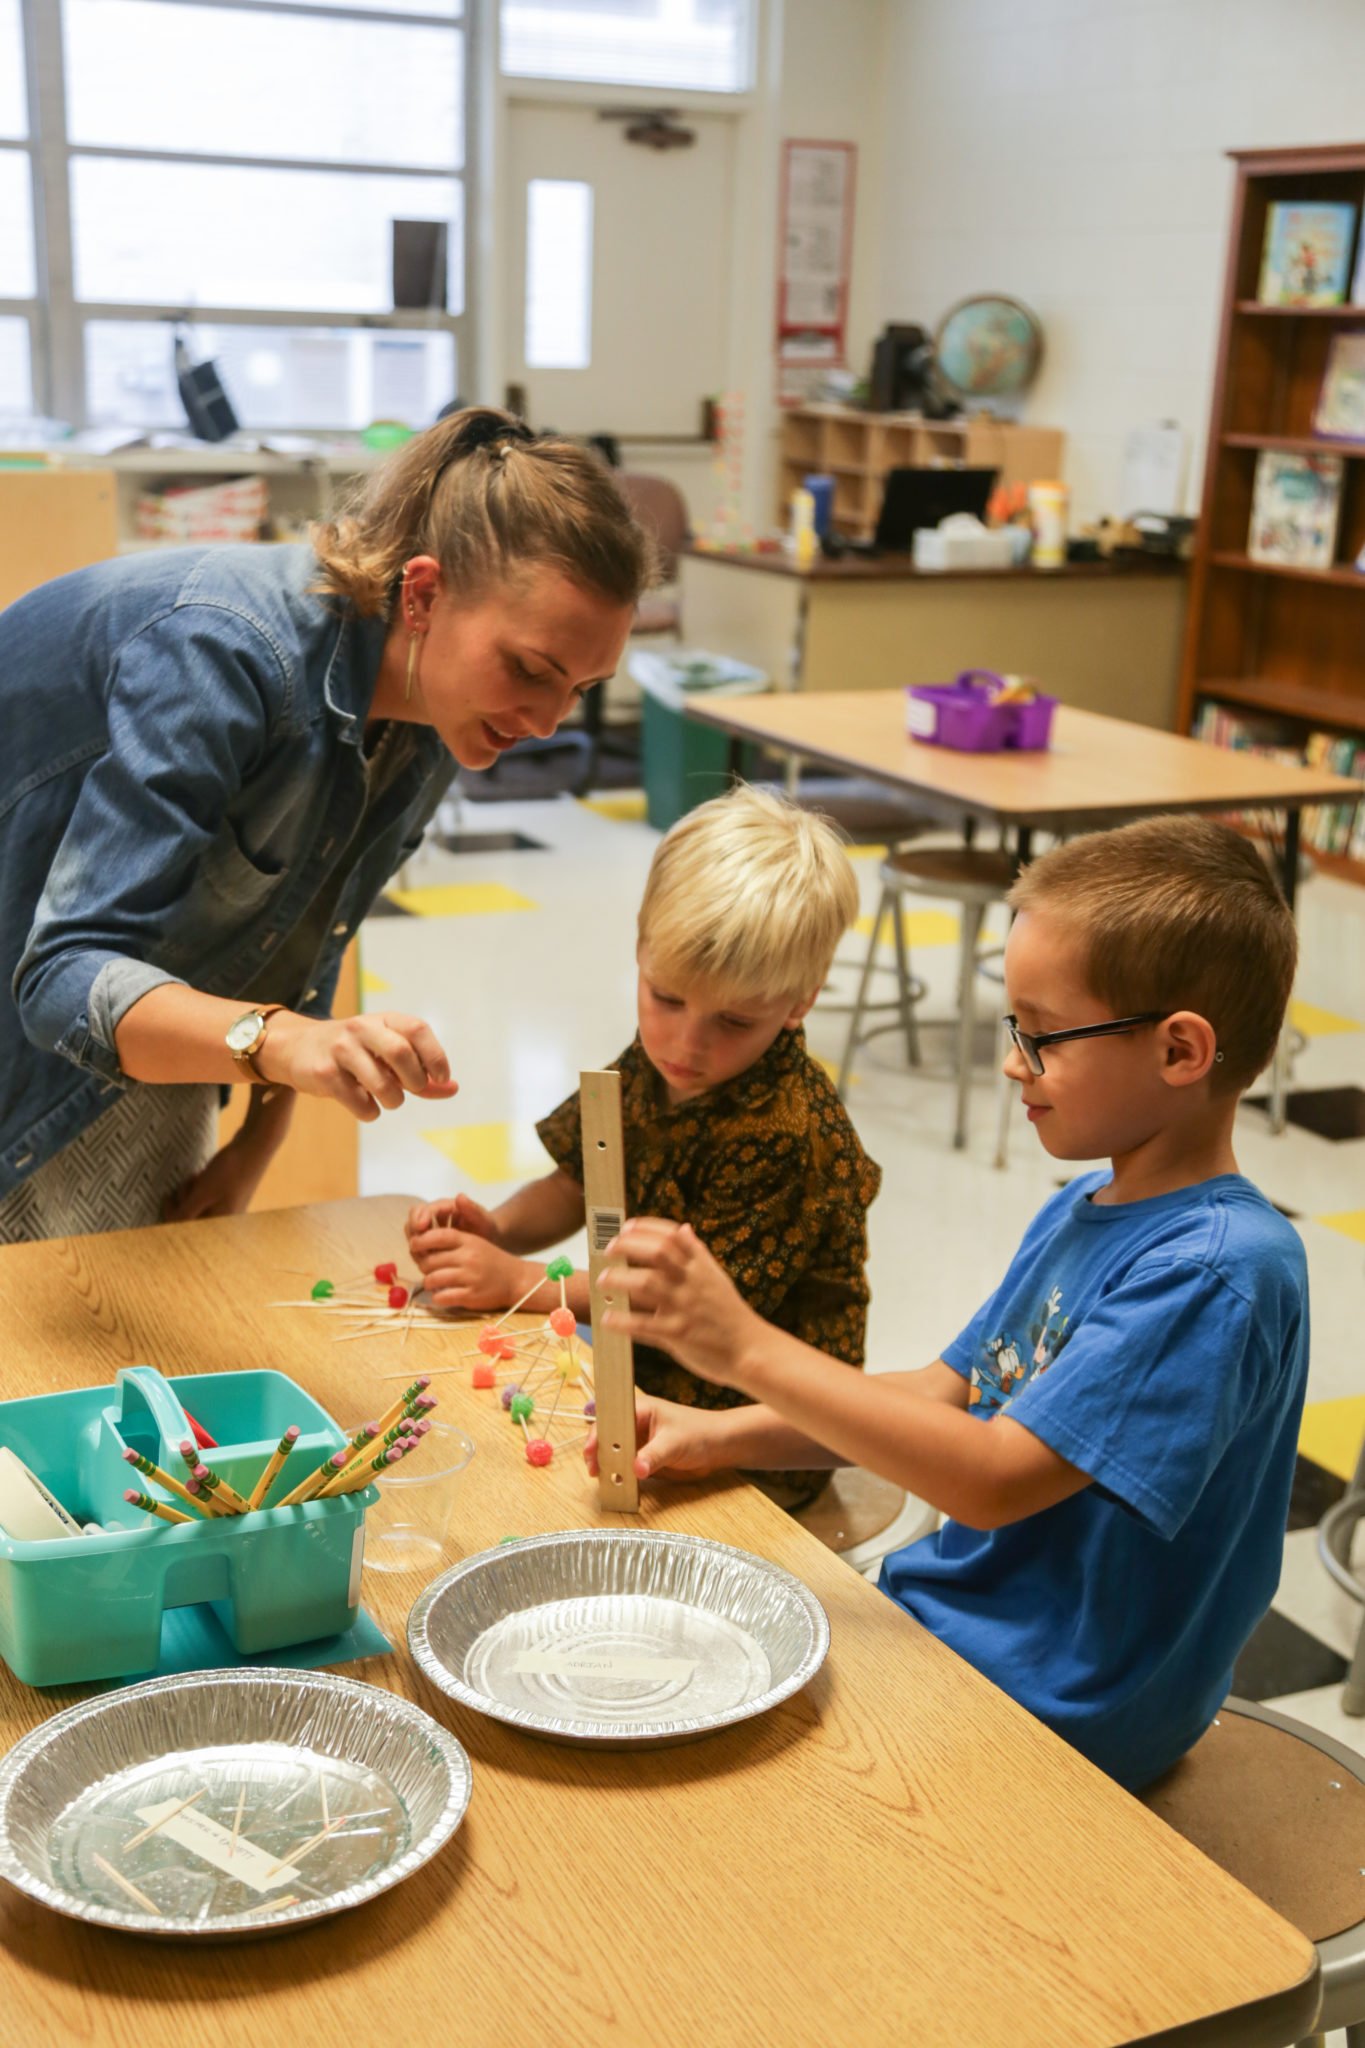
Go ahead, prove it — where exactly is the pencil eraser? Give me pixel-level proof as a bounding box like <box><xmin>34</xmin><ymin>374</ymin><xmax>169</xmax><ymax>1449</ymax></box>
<box><xmin>123</xmin><ymin>1488</ymin><xmax>141</xmax><ymax>1504</ymax></box>
<box><xmin>329</xmin><ymin>1451</ymin><xmax>349</xmax><ymax>1469</ymax></box>
<box><xmin>122</xmin><ymin>1448</ymin><xmax>138</xmax><ymax>1464</ymax></box>
<box><xmin>283</xmin><ymin>1426</ymin><xmax>300</xmax><ymax>1443</ymax></box>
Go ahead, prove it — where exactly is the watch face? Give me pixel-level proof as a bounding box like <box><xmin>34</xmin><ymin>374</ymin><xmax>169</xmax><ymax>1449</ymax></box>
<box><xmin>226</xmin><ymin>1012</ymin><xmax>263</xmax><ymax>1055</ymax></box>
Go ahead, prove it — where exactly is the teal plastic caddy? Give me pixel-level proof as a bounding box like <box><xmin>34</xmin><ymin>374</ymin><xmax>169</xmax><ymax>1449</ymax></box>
<box><xmin>0</xmin><ymin>1367</ymin><xmax>374</xmax><ymax>1687</ymax></box>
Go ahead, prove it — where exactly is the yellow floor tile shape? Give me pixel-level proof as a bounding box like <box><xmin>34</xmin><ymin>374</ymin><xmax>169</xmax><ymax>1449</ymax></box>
<box><xmin>580</xmin><ymin>792</ymin><xmax>647</xmax><ymax>822</ymax></box>
<box><xmin>1316</xmin><ymin>1208</ymin><xmax>1365</xmax><ymax>1245</ymax></box>
<box><xmin>359</xmin><ymin>969</ymin><xmax>390</xmax><ymax>998</ymax></box>
<box><xmin>1298</xmin><ymin>1396</ymin><xmax>1365</xmax><ymax>1482</ymax></box>
<box><xmin>386</xmin><ymin>881</ymin><xmax>537</xmax><ymax>918</ymax></box>
<box><xmin>1289</xmin><ymin>997</ymin><xmax>1362</xmax><ymax>1037</ymax></box>
<box><xmin>421</xmin><ymin>1121</ymin><xmax>548</xmax><ymax>1185</ymax></box>
<box><xmin>847</xmin><ymin>843</ymin><xmax>889</xmax><ymax>862</ymax></box>
<box><xmin>854</xmin><ymin>908</ymin><xmax>961</xmax><ymax>948</ymax></box>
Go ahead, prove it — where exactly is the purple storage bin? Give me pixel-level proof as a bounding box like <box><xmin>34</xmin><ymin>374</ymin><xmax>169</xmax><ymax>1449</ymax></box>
<box><xmin>905</xmin><ymin>670</ymin><xmax>1057</xmax><ymax>753</ymax></box>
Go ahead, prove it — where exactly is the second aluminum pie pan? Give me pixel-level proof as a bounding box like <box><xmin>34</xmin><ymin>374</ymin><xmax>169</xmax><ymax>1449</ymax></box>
<box><xmin>408</xmin><ymin>1528</ymin><xmax>830</xmax><ymax>1749</ymax></box>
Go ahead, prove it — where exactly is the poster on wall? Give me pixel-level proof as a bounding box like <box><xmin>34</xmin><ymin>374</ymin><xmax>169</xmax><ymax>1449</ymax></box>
<box><xmin>776</xmin><ymin>140</ymin><xmax>856</xmax><ymax>407</ymax></box>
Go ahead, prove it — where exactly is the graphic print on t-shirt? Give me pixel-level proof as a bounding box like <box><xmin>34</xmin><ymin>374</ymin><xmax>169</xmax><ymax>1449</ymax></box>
<box><xmin>971</xmin><ymin>1284</ymin><xmax>1072</xmax><ymax>1413</ymax></box>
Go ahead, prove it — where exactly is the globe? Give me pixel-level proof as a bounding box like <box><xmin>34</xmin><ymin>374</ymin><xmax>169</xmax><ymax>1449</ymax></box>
<box><xmin>934</xmin><ymin>296</ymin><xmax>1043</xmax><ymax>402</ymax></box>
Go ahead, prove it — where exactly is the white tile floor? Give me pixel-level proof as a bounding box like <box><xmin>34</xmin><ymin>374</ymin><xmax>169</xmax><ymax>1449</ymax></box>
<box><xmin>359</xmin><ymin>788</ymin><xmax>1365</xmax><ymax>1811</ymax></box>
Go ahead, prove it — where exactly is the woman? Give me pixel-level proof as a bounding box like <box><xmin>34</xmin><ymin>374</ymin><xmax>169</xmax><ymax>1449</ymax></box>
<box><xmin>0</xmin><ymin>407</ymin><xmax>651</xmax><ymax>1240</ymax></box>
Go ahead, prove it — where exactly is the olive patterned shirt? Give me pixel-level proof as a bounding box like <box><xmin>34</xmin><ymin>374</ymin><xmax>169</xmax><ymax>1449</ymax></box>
<box><xmin>536</xmin><ymin>1028</ymin><xmax>881</xmax><ymax>1499</ymax></box>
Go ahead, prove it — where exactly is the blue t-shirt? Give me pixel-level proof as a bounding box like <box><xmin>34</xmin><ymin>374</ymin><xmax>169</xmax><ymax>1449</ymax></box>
<box><xmin>879</xmin><ymin>1171</ymin><xmax>1309</xmax><ymax>1790</ymax></box>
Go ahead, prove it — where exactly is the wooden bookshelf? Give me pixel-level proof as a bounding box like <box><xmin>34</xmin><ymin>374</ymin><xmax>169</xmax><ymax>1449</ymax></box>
<box><xmin>1178</xmin><ymin>142</ymin><xmax>1365</xmax><ymax>882</ymax></box>
<box><xmin>776</xmin><ymin>405</ymin><xmax>1064</xmax><ymax>540</ymax></box>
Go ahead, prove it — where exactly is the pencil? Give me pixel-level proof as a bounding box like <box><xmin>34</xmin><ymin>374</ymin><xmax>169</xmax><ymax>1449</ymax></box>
<box><xmin>274</xmin><ymin>1449</ymin><xmax>353</xmax><ymax>1510</ymax></box>
<box><xmin>245</xmin><ymin>1424</ymin><xmax>301</xmax><ymax>1512</ymax></box>
<box><xmin>371</xmin><ymin>1377</ymin><xmax>430</xmax><ymax>1439</ymax></box>
<box><xmin>124</xmin><ymin>1490</ymin><xmax>194</xmax><ymax>1527</ymax></box>
<box><xmin>191</xmin><ymin>1461</ymin><xmax>250</xmax><ymax>1514</ymax></box>
<box><xmin>120</xmin><ymin>1449</ymin><xmax>211</xmax><ymax>1517</ymax></box>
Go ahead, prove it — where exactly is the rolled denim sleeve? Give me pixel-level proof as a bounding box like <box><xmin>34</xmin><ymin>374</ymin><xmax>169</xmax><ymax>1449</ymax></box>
<box><xmin>13</xmin><ymin>603</ymin><xmax>288</xmax><ymax>1074</ymax></box>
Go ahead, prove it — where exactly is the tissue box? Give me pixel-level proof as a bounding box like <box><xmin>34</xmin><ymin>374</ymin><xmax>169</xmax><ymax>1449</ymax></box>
<box><xmin>912</xmin><ymin>525</ymin><xmax>1017</xmax><ymax>571</ymax></box>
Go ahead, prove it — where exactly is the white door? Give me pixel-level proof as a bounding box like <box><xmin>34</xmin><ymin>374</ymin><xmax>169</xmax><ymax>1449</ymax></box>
<box><xmin>504</xmin><ymin>101</ymin><xmax>733</xmax><ymax>437</ymax></box>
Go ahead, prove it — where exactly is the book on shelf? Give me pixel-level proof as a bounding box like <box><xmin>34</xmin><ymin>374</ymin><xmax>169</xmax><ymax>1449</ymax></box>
<box><xmin>1193</xmin><ymin>700</ymin><xmax>1365</xmax><ymax>862</ymax></box>
<box><xmin>1257</xmin><ymin>200</ymin><xmax>1357</xmax><ymax>306</ymax></box>
<box><xmin>1247</xmin><ymin>450</ymin><xmax>1343</xmax><ymax>569</ymax></box>
<box><xmin>1314</xmin><ymin>332</ymin><xmax>1365</xmax><ymax>441</ymax></box>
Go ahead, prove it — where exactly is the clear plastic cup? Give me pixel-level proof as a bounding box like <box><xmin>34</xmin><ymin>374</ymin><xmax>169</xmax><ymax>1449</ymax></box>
<box><xmin>362</xmin><ymin>1424</ymin><xmax>475</xmax><ymax>1575</ymax></box>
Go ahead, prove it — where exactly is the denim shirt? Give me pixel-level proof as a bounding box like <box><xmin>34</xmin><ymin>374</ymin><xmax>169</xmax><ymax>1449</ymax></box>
<box><xmin>0</xmin><ymin>542</ymin><xmax>452</xmax><ymax>1195</ymax></box>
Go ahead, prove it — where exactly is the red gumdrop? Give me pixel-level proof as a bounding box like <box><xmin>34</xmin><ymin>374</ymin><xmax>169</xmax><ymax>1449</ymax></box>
<box><xmin>548</xmin><ymin>1307</ymin><xmax>576</xmax><ymax>1338</ymax></box>
<box><xmin>477</xmin><ymin>1324</ymin><xmax>503</xmax><ymax>1356</ymax></box>
<box><xmin>524</xmin><ymin>1438</ymin><xmax>554</xmax><ymax>1467</ymax></box>
<box><xmin>472</xmin><ymin>1363</ymin><xmax>496</xmax><ymax>1390</ymax></box>
<box><xmin>388</xmin><ymin>1285</ymin><xmax>409</xmax><ymax>1309</ymax></box>
<box><xmin>375</xmin><ymin>1261</ymin><xmax>398</xmax><ymax>1285</ymax></box>
<box><xmin>495</xmin><ymin>1338</ymin><xmax>517</xmax><ymax>1361</ymax></box>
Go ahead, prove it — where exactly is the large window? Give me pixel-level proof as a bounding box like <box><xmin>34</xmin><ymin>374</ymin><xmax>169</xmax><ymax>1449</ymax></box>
<box><xmin>5</xmin><ymin>0</ymin><xmax>469</xmax><ymax>431</ymax></box>
<box><xmin>501</xmin><ymin>0</ymin><xmax>752</xmax><ymax>94</ymax></box>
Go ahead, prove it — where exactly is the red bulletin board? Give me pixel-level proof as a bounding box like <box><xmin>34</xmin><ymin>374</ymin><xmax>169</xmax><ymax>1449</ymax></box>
<box><xmin>776</xmin><ymin>139</ymin><xmax>857</xmax><ymax>406</ymax></box>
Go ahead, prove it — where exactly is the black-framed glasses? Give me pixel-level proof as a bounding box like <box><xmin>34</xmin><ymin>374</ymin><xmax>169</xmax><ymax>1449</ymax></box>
<box><xmin>1004</xmin><ymin>1012</ymin><xmax>1171</xmax><ymax>1078</ymax></box>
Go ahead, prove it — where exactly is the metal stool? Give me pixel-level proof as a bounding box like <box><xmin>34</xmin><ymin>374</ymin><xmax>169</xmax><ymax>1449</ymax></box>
<box><xmin>1318</xmin><ymin>1428</ymin><xmax>1365</xmax><ymax>1717</ymax></box>
<box><xmin>1142</xmin><ymin>1697</ymin><xmax>1365</xmax><ymax>2045</ymax></box>
<box><xmin>837</xmin><ymin>845</ymin><xmax>1015</xmax><ymax>1148</ymax></box>
<box><xmin>794</xmin><ymin>1466</ymin><xmax>936</xmax><ymax>1578</ymax></box>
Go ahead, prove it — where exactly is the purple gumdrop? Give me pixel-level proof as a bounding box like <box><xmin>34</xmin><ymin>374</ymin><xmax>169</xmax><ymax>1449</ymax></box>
<box><xmin>500</xmin><ymin>1384</ymin><xmax>521</xmax><ymax>1411</ymax></box>
<box><xmin>584</xmin><ymin>1400</ymin><xmax>596</xmax><ymax>1418</ymax></box>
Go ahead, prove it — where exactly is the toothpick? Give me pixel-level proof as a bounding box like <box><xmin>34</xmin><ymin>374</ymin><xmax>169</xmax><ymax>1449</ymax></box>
<box><xmin>242</xmin><ymin>1893</ymin><xmax>301</xmax><ymax>1913</ymax></box>
<box><xmin>229</xmin><ymin>1785</ymin><xmax>246</xmax><ymax>1860</ymax></box>
<box><xmin>92</xmin><ymin>1852</ymin><xmax>163</xmax><ymax>1916</ymax></box>
<box><xmin>265</xmin><ymin>1814</ymin><xmax>351</xmax><ymax>1878</ymax></box>
<box><xmin>319</xmin><ymin>1771</ymin><xmax>329</xmax><ymax>1829</ymax></box>
<box><xmin>125</xmin><ymin>1787</ymin><xmax>206</xmax><ymax>1848</ymax></box>
<box><xmin>496</xmin><ymin>1273</ymin><xmax>549</xmax><ymax>1325</ymax></box>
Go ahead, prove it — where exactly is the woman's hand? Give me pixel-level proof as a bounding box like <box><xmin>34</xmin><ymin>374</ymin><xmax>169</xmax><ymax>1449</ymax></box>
<box><xmin>260</xmin><ymin>1011</ymin><xmax>457</xmax><ymax>1122</ymax></box>
<box><xmin>584</xmin><ymin>1392</ymin><xmax>729</xmax><ymax>1484</ymax></box>
<box><xmin>600</xmin><ymin>1220</ymin><xmax>762</xmax><ymax>1392</ymax></box>
<box><xmin>164</xmin><ymin>1084</ymin><xmax>295</xmax><ymax>1222</ymax></box>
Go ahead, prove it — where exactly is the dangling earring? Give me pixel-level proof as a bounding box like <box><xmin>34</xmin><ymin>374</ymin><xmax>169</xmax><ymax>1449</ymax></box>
<box><xmin>405</xmin><ymin>603</ymin><xmax>421</xmax><ymax>704</ymax></box>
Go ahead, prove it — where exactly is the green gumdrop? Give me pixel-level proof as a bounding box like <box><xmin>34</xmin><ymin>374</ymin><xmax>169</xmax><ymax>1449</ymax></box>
<box><xmin>499</xmin><ymin>1535</ymin><xmax>521</xmax><ymax>1545</ymax></box>
<box><xmin>510</xmin><ymin>1394</ymin><xmax>535</xmax><ymax>1423</ymax></box>
<box><xmin>545</xmin><ymin>1256</ymin><xmax>574</xmax><ymax>1281</ymax></box>
<box><xmin>311</xmin><ymin>1279</ymin><xmax>335</xmax><ymax>1300</ymax></box>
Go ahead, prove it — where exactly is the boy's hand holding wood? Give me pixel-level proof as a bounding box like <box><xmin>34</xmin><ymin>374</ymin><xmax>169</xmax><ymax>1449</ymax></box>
<box><xmin>601</xmin><ymin>1219</ymin><xmax>763</xmax><ymax>1390</ymax></box>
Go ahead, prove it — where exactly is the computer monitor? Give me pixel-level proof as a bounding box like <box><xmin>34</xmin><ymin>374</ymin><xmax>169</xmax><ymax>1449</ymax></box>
<box><xmin>873</xmin><ymin>466</ymin><xmax>998</xmax><ymax>553</ymax></box>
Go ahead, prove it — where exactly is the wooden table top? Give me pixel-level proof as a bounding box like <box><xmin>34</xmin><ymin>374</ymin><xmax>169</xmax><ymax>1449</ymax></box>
<box><xmin>687</xmin><ymin>689</ymin><xmax>1364</xmax><ymax>831</ymax></box>
<box><xmin>681</xmin><ymin>542</ymin><xmax>1188</xmax><ymax>584</ymax></box>
<box><xmin>0</xmin><ymin>1199</ymin><xmax>1319</xmax><ymax>2048</ymax></box>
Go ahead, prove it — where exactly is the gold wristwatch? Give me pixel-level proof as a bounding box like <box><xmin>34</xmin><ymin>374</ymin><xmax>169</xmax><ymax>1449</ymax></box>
<box><xmin>225</xmin><ymin>1004</ymin><xmax>285</xmax><ymax>1083</ymax></box>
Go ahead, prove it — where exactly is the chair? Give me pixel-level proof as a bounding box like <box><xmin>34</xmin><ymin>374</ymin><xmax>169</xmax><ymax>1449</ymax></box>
<box><xmin>1318</xmin><ymin>1429</ymin><xmax>1365</xmax><ymax>1717</ymax></box>
<box><xmin>1141</xmin><ymin>1696</ymin><xmax>1365</xmax><ymax>2046</ymax></box>
<box><xmin>617</xmin><ymin>471</ymin><xmax>690</xmax><ymax>635</ymax></box>
<box><xmin>794</xmin><ymin>1466</ymin><xmax>937</xmax><ymax>1579</ymax></box>
<box><xmin>837</xmin><ymin>844</ymin><xmax>1016</xmax><ymax>1148</ymax></box>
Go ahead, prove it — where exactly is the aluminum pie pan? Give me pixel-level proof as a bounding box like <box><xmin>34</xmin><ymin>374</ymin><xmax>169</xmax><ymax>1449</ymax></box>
<box><xmin>0</xmin><ymin>1666</ymin><xmax>472</xmax><ymax>1939</ymax></box>
<box><xmin>409</xmin><ymin>1529</ymin><xmax>830</xmax><ymax>1748</ymax></box>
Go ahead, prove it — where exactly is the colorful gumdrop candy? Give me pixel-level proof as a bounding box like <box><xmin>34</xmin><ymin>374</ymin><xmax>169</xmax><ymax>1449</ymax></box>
<box><xmin>472</xmin><ymin>1363</ymin><xmax>496</xmax><ymax>1390</ymax></box>
<box><xmin>545</xmin><ymin>1256</ymin><xmax>574</xmax><ymax>1281</ymax></box>
<box><xmin>583</xmin><ymin>1400</ymin><xmax>596</xmax><ymax>1418</ymax></box>
<box><xmin>500</xmin><ymin>1384</ymin><xmax>520</xmax><ymax>1411</ymax></box>
<box><xmin>525</xmin><ymin>1438</ymin><xmax>554</xmax><ymax>1467</ymax></box>
<box><xmin>388</xmin><ymin>1285</ymin><xmax>409</xmax><ymax>1309</ymax></box>
<box><xmin>311</xmin><ymin>1279</ymin><xmax>334</xmax><ymax>1300</ymax></box>
<box><xmin>510</xmin><ymin>1393</ymin><xmax>535</xmax><ymax>1423</ymax></box>
<box><xmin>548</xmin><ymin>1306</ymin><xmax>576</xmax><ymax>1337</ymax></box>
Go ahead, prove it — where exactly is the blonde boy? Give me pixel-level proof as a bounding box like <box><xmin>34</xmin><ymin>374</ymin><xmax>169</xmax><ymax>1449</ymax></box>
<box><xmin>598</xmin><ymin>817</ymin><xmax>1309</xmax><ymax>1789</ymax></box>
<box><xmin>407</xmin><ymin>787</ymin><xmax>880</xmax><ymax>1501</ymax></box>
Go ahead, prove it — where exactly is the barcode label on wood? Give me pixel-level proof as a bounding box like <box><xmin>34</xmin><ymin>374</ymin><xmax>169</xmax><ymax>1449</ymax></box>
<box><xmin>589</xmin><ymin>1206</ymin><xmax>623</xmax><ymax>1254</ymax></box>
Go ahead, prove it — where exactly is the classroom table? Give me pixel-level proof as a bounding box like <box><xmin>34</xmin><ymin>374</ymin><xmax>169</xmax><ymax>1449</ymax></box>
<box><xmin>685</xmin><ymin>690</ymin><xmax>1365</xmax><ymax>911</ymax></box>
<box><xmin>0</xmin><ymin>1197</ymin><xmax>1321</xmax><ymax>2048</ymax></box>
<box><xmin>679</xmin><ymin>542</ymin><xmax>1189</xmax><ymax>727</ymax></box>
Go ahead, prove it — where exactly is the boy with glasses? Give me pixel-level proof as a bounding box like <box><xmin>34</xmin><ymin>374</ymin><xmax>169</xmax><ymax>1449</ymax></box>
<box><xmin>596</xmin><ymin>816</ymin><xmax>1309</xmax><ymax>1791</ymax></box>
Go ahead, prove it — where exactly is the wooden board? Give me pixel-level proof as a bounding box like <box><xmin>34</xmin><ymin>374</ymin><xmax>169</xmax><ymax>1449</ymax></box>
<box><xmin>579</xmin><ymin>1069</ymin><xmax>639</xmax><ymax>1513</ymax></box>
